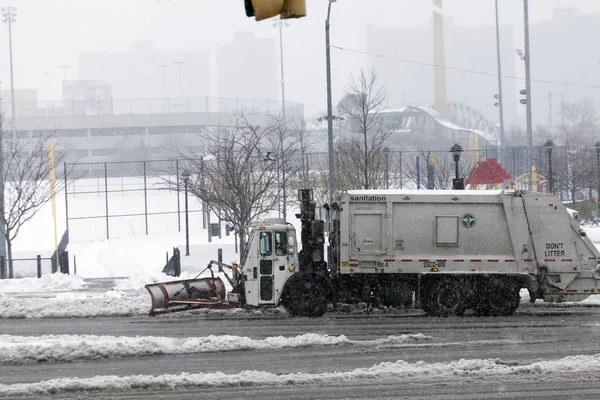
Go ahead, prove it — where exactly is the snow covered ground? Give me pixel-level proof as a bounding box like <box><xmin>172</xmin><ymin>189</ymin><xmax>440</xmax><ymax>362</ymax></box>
<box><xmin>2</xmin><ymin>184</ymin><xmax>600</xmax><ymax>396</ymax></box>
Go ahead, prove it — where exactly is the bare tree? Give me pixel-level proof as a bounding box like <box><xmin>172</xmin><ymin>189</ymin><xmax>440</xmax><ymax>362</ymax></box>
<box><xmin>555</xmin><ymin>99</ymin><xmax>597</xmax><ymax>202</ymax></box>
<box><xmin>0</xmin><ymin>114</ymin><xmax>69</xmax><ymax>278</ymax></box>
<box><xmin>336</xmin><ymin>69</ymin><xmax>396</xmax><ymax>189</ymax></box>
<box><xmin>172</xmin><ymin>114</ymin><xmax>280</xmax><ymax>253</ymax></box>
<box><xmin>268</xmin><ymin>116</ymin><xmax>316</xmax><ymax>219</ymax></box>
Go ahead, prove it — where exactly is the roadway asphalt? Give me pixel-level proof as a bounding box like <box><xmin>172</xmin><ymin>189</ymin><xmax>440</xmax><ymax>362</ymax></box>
<box><xmin>1</xmin><ymin>303</ymin><xmax>600</xmax><ymax>399</ymax></box>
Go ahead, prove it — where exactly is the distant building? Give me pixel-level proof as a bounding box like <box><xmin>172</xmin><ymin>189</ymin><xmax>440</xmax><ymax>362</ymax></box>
<box><xmin>530</xmin><ymin>8</ymin><xmax>600</xmax><ymax>130</ymax></box>
<box><xmin>77</xmin><ymin>40</ymin><xmax>210</xmax><ymax>100</ymax></box>
<box><xmin>216</xmin><ymin>31</ymin><xmax>278</xmax><ymax>104</ymax></box>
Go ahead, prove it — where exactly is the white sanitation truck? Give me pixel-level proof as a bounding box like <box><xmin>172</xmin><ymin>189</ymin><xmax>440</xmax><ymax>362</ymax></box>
<box><xmin>146</xmin><ymin>189</ymin><xmax>600</xmax><ymax>318</ymax></box>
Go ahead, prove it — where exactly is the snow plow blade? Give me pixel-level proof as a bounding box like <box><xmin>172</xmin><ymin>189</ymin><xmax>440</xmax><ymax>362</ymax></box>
<box><xmin>145</xmin><ymin>277</ymin><xmax>229</xmax><ymax>315</ymax></box>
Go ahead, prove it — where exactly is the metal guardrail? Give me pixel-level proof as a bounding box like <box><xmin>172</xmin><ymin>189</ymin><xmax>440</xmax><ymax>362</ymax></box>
<box><xmin>1</xmin><ymin>97</ymin><xmax>304</xmax><ymax>119</ymax></box>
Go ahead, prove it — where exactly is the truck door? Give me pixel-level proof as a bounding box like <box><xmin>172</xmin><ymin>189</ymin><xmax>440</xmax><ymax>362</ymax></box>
<box><xmin>258</xmin><ymin>231</ymin><xmax>275</xmax><ymax>305</ymax></box>
<box><xmin>351</xmin><ymin>211</ymin><xmax>385</xmax><ymax>255</ymax></box>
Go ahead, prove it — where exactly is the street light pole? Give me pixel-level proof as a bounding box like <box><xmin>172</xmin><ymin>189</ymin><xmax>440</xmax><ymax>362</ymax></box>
<box><xmin>0</xmin><ymin>6</ymin><xmax>17</xmax><ymax>275</ymax></box>
<box><xmin>273</xmin><ymin>17</ymin><xmax>289</xmax><ymax>219</ymax></box>
<box><xmin>2</xmin><ymin>7</ymin><xmax>17</xmax><ymax>141</ymax></box>
<box><xmin>173</xmin><ymin>61</ymin><xmax>184</xmax><ymax>98</ymax></box>
<box><xmin>325</xmin><ymin>0</ymin><xmax>337</xmax><ymax>203</ymax></box>
<box><xmin>182</xmin><ymin>170</ymin><xmax>190</xmax><ymax>256</ymax></box>
<box><xmin>523</xmin><ymin>0</ymin><xmax>533</xmax><ymax>191</ymax></box>
<box><xmin>157</xmin><ymin>65</ymin><xmax>167</xmax><ymax>99</ymax></box>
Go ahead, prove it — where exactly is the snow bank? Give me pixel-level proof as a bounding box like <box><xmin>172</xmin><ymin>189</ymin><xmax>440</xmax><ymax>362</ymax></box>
<box><xmin>1</xmin><ymin>353</ymin><xmax>600</xmax><ymax>396</ymax></box>
<box><xmin>0</xmin><ymin>273</ymin><xmax>88</xmax><ymax>293</ymax></box>
<box><xmin>0</xmin><ymin>333</ymin><xmax>432</xmax><ymax>364</ymax></box>
<box><xmin>0</xmin><ymin>292</ymin><xmax>148</xmax><ymax>319</ymax></box>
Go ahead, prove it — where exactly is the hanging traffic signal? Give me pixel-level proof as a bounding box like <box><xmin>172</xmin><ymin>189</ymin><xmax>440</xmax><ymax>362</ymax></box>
<box><xmin>244</xmin><ymin>0</ymin><xmax>306</xmax><ymax>21</ymax></box>
<box><xmin>519</xmin><ymin>89</ymin><xmax>527</xmax><ymax>105</ymax></box>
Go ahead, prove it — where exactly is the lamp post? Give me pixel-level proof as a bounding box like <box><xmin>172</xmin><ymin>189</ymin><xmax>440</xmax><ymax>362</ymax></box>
<box><xmin>544</xmin><ymin>139</ymin><xmax>554</xmax><ymax>194</ymax></box>
<box><xmin>173</xmin><ymin>61</ymin><xmax>185</xmax><ymax>98</ymax></box>
<box><xmin>182</xmin><ymin>170</ymin><xmax>190</xmax><ymax>256</ymax></box>
<box><xmin>325</xmin><ymin>0</ymin><xmax>337</xmax><ymax>202</ymax></box>
<box><xmin>450</xmin><ymin>143</ymin><xmax>464</xmax><ymax>190</ymax></box>
<box><xmin>594</xmin><ymin>142</ymin><xmax>600</xmax><ymax>210</ymax></box>
<box><xmin>157</xmin><ymin>65</ymin><xmax>167</xmax><ymax>99</ymax></box>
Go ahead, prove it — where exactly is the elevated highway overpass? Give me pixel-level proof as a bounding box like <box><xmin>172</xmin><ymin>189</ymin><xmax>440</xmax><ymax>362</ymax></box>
<box><xmin>1</xmin><ymin>97</ymin><xmax>304</xmax><ymax>163</ymax></box>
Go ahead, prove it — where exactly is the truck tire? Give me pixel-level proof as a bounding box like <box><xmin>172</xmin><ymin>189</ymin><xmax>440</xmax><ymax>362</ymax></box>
<box><xmin>475</xmin><ymin>277</ymin><xmax>521</xmax><ymax>317</ymax></box>
<box><xmin>281</xmin><ymin>274</ymin><xmax>329</xmax><ymax>318</ymax></box>
<box><xmin>421</xmin><ymin>277</ymin><xmax>468</xmax><ymax>317</ymax></box>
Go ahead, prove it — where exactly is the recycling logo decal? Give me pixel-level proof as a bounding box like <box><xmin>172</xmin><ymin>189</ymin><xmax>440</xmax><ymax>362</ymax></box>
<box><xmin>461</xmin><ymin>213</ymin><xmax>476</xmax><ymax>229</ymax></box>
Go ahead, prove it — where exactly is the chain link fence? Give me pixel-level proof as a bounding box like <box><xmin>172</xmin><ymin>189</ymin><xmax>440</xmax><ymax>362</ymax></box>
<box><xmin>63</xmin><ymin>145</ymin><xmax>566</xmax><ymax>242</ymax></box>
<box><xmin>65</xmin><ymin>159</ymin><xmax>206</xmax><ymax>243</ymax></box>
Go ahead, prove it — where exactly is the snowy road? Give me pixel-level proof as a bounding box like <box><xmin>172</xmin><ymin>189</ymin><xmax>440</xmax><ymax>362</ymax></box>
<box><xmin>2</xmin><ymin>305</ymin><xmax>600</xmax><ymax>399</ymax></box>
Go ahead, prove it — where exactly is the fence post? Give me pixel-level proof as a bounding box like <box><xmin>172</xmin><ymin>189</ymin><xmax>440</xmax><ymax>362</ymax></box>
<box><xmin>104</xmin><ymin>162</ymin><xmax>109</xmax><ymax>240</ymax></box>
<box><xmin>37</xmin><ymin>255</ymin><xmax>42</xmax><ymax>278</ymax></box>
<box><xmin>143</xmin><ymin>161</ymin><xmax>148</xmax><ymax>235</ymax></box>
<box><xmin>60</xmin><ymin>251</ymin><xmax>70</xmax><ymax>275</ymax></box>
<box><xmin>64</xmin><ymin>161</ymin><xmax>70</xmax><ymax>234</ymax></box>
<box><xmin>218</xmin><ymin>248</ymin><xmax>223</xmax><ymax>263</ymax></box>
<box><xmin>73</xmin><ymin>255</ymin><xmax>77</xmax><ymax>275</ymax></box>
<box><xmin>0</xmin><ymin>256</ymin><xmax>4</xmax><ymax>279</ymax></box>
<box><xmin>176</xmin><ymin>159</ymin><xmax>181</xmax><ymax>232</ymax></box>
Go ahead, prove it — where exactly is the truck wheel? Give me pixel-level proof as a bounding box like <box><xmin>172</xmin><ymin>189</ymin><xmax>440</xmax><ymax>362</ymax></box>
<box><xmin>475</xmin><ymin>278</ymin><xmax>521</xmax><ymax>317</ymax></box>
<box><xmin>422</xmin><ymin>278</ymin><xmax>467</xmax><ymax>317</ymax></box>
<box><xmin>282</xmin><ymin>275</ymin><xmax>329</xmax><ymax>318</ymax></box>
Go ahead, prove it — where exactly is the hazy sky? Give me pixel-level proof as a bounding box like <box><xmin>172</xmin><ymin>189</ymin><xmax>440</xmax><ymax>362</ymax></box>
<box><xmin>1</xmin><ymin>0</ymin><xmax>600</xmax><ymax>117</ymax></box>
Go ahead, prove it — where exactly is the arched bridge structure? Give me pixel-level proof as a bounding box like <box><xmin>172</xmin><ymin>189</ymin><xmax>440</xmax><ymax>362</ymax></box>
<box><xmin>380</xmin><ymin>102</ymin><xmax>499</xmax><ymax>153</ymax></box>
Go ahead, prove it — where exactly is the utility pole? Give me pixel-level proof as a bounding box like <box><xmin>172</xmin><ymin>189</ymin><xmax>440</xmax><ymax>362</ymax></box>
<box><xmin>523</xmin><ymin>0</ymin><xmax>533</xmax><ymax>191</ymax></box>
<box><xmin>494</xmin><ymin>0</ymin><xmax>505</xmax><ymax>165</ymax></box>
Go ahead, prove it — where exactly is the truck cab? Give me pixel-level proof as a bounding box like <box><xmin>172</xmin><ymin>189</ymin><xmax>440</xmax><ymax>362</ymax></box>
<box><xmin>235</xmin><ymin>219</ymin><xmax>299</xmax><ymax>308</ymax></box>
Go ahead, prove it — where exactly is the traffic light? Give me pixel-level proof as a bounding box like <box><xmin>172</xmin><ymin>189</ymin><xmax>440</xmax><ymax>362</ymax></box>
<box><xmin>519</xmin><ymin>89</ymin><xmax>527</xmax><ymax>105</ymax></box>
<box><xmin>493</xmin><ymin>94</ymin><xmax>499</xmax><ymax>107</ymax></box>
<box><xmin>244</xmin><ymin>0</ymin><xmax>306</xmax><ymax>21</ymax></box>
